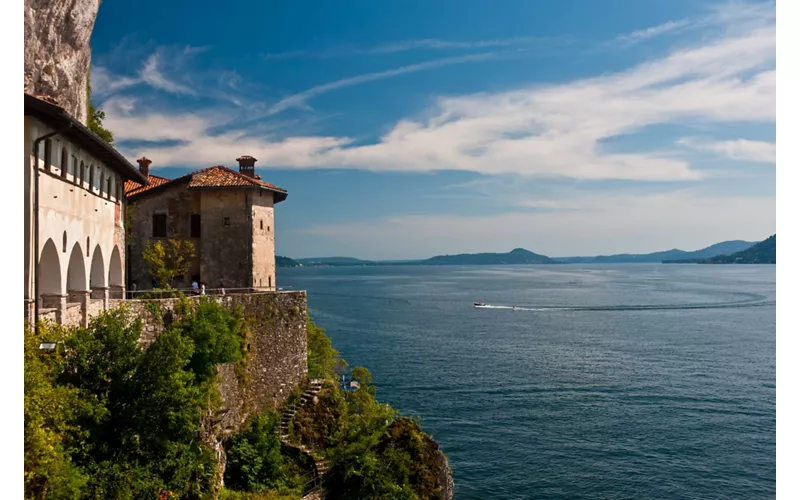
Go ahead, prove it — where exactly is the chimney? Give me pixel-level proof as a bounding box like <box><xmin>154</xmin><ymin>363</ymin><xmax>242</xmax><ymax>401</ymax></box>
<box><xmin>136</xmin><ymin>157</ymin><xmax>152</xmax><ymax>178</ymax></box>
<box><xmin>236</xmin><ymin>155</ymin><xmax>257</xmax><ymax>178</ymax></box>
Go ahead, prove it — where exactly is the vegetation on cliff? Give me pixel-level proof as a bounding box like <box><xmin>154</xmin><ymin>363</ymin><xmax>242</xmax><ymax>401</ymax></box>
<box><xmin>24</xmin><ymin>300</ymin><xmax>246</xmax><ymax>499</ymax></box>
<box><xmin>24</xmin><ymin>303</ymin><xmax>450</xmax><ymax>499</ymax></box>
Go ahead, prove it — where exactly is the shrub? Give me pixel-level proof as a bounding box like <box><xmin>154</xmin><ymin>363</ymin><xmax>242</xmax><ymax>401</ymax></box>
<box><xmin>224</xmin><ymin>413</ymin><xmax>286</xmax><ymax>491</ymax></box>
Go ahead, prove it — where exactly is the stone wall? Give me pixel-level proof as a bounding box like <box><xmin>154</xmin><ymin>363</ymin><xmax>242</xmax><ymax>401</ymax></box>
<box><xmin>250</xmin><ymin>191</ymin><xmax>276</xmax><ymax>289</ymax></box>
<box><xmin>122</xmin><ymin>291</ymin><xmax>308</xmax><ymax>425</ymax></box>
<box><xmin>200</xmin><ymin>190</ymin><xmax>251</xmax><ymax>289</ymax></box>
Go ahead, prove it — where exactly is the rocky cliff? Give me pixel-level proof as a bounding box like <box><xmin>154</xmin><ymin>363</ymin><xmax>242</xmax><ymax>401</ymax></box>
<box><xmin>24</xmin><ymin>0</ymin><xmax>99</xmax><ymax>124</ymax></box>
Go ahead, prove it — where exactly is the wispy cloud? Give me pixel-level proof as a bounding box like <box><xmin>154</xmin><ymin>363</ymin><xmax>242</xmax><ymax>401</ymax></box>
<box><xmin>678</xmin><ymin>138</ymin><xmax>776</xmax><ymax>163</ymax></box>
<box><xmin>103</xmin><ymin>1</ymin><xmax>774</xmax><ymax>184</ymax></box>
<box><xmin>262</xmin><ymin>36</ymin><xmax>563</xmax><ymax>59</ymax></box>
<box><xmin>267</xmin><ymin>52</ymin><xmax>497</xmax><ymax>115</ymax></box>
<box><xmin>139</xmin><ymin>52</ymin><xmax>197</xmax><ymax>95</ymax></box>
<box><xmin>614</xmin><ymin>19</ymin><xmax>692</xmax><ymax>47</ymax></box>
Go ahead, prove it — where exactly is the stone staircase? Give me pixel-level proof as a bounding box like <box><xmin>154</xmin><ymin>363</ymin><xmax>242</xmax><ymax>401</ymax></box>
<box><xmin>279</xmin><ymin>379</ymin><xmax>330</xmax><ymax>495</ymax></box>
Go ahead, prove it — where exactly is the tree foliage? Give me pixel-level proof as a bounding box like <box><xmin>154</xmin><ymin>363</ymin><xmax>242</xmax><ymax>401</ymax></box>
<box><xmin>224</xmin><ymin>413</ymin><xmax>286</xmax><ymax>491</ymax></box>
<box><xmin>306</xmin><ymin>318</ymin><xmax>344</xmax><ymax>380</ymax></box>
<box><xmin>24</xmin><ymin>301</ymin><xmax>246</xmax><ymax>499</ymax></box>
<box><xmin>142</xmin><ymin>239</ymin><xmax>196</xmax><ymax>289</ymax></box>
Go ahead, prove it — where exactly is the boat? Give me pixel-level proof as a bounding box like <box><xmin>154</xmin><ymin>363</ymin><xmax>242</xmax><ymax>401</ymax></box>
<box><xmin>473</xmin><ymin>301</ymin><xmax>487</xmax><ymax>307</ymax></box>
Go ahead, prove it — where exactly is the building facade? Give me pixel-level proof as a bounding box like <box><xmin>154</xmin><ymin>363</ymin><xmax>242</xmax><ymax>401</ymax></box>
<box><xmin>125</xmin><ymin>156</ymin><xmax>287</xmax><ymax>292</ymax></box>
<box><xmin>24</xmin><ymin>93</ymin><xmax>149</xmax><ymax>326</ymax></box>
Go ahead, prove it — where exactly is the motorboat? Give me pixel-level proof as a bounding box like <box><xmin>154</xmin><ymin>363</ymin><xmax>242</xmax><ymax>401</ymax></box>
<box><xmin>473</xmin><ymin>301</ymin><xmax>488</xmax><ymax>308</ymax></box>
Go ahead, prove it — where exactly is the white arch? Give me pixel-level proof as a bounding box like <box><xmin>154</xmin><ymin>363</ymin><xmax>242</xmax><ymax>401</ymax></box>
<box><xmin>90</xmin><ymin>245</ymin><xmax>106</xmax><ymax>289</ymax></box>
<box><xmin>67</xmin><ymin>242</ymin><xmax>87</xmax><ymax>291</ymax></box>
<box><xmin>38</xmin><ymin>239</ymin><xmax>62</xmax><ymax>297</ymax></box>
<box><xmin>108</xmin><ymin>246</ymin><xmax>123</xmax><ymax>287</ymax></box>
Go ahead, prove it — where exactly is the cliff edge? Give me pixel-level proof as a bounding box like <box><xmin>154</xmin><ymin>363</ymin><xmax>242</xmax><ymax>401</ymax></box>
<box><xmin>24</xmin><ymin>0</ymin><xmax>99</xmax><ymax>124</ymax></box>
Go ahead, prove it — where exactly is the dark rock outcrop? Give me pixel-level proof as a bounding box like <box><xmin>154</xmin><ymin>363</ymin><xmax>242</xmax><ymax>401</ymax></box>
<box><xmin>24</xmin><ymin>0</ymin><xmax>99</xmax><ymax>124</ymax></box>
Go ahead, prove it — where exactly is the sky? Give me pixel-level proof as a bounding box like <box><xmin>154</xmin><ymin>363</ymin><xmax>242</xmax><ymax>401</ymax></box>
<box><xmin>89</xmin><ymin>0</ymin><xmax>775</xmax><ymax>260</ymax></box>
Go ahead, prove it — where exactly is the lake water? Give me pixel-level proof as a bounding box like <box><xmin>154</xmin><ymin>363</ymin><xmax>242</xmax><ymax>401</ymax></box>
<box><xmin>278</xmin><ymin>264</ymin><xmax>776</xmax><ymax>499</ymax></box>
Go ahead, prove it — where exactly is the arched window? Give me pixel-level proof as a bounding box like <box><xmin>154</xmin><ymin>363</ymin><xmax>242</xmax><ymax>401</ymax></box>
<box><xmin>62</xmin><ymin>231</ymin><xmax>67</xmax><ymax>253</ymax></box>
<box><xmin>72</xmin><ymin>156</ymin><xmax>78</xmax><ymax>183</ymax></box>
<box><xmin>88</xmin><ymin>165</ymin><xmax>94</xmax><ymax>190</ymax></box>
<box><xmin>60</xmin><ymin>147</ymin><xmax>68</xmax><ymax>178</ymax></box>
<box><xmin>80</xmin><ymin>161</ymin><xmax>85</xmax><ymax>186</ymax></box>
<box><xmin>86</xmin><ymin>237</ymin><xmax>90</xmax><ymax>257</ymax></box>
<box><xmin>44</xmin><ymin>139</ymin><xmax>53</xmax><ymax>171</ymax></box>
<box><xmin>99</xmin><ymin>170</ymin><xmax>105</xmax><ymax>196</ymax></box>
<box><xmin>107</xmin><ymin>175</ymin><xmax>112</xmax><ymax>199</ymax></box>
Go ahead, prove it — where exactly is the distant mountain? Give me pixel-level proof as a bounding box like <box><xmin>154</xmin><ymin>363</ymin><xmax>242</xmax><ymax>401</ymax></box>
<box><xmin>664</xmin><ymin>235</ymin><xmax>776</xmax><ymax>264</ymax></box>
<box><xmin>276</xmin><ymin>255</ymin><xmax>301</xmax><ymax>268</ymax></box>
<box><xmin>420</xmin><ymin>248</ymin><xmax>556</xmax><ymax>265</ymax></box>
<box><xmin>294</xmin><ymin>256</ymin><xmax>376</xmax><ymax>266</ymax></box>
<box><xmin>557</xmin><ymin>240</ymin><xmax>757</xmax><ymax>264</ymax></box>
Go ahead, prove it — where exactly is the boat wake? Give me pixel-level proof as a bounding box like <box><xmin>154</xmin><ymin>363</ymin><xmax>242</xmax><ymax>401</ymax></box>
<box><xmin>473</xmin><ymin>298</ymin><xmax>775</xmax><ymax>312</ymax></box>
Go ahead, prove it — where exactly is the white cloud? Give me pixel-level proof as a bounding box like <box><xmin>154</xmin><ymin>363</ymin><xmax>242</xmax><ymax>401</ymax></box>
<box><xmin>262</xmin><ymin>36</ymin><xmax>561</xmax><ymax>59</ymax></box>
<box><xmin>614</xmin><ymin>19</ymin><xmax>692</xmax><ymax>47</ymax></box>
<box><xmin>267</xmin><ymin>52</ymin><xmax>497</xmax><ymax>115</ymax></box>
<box><xmin>139</xmin><ymin>52</ymin><xmax>197</xmax><ymax>95</ymax></box>
<box><xmin>678</xmin><ymin>138</ymin><xmax>776</xmax><ymax>163</ymax></box>
<box><xmin>103</xmin><ymin>4</ymin><xmax>774</xmax><ymax>183</ymax></box>
<box><xmin>292</xmin><ymin>191</ymin><xmax>775</xmax><ymax>259</ymax></box>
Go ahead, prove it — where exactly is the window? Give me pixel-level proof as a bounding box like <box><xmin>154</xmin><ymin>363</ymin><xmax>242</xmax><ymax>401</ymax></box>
<box><xmin>268</xmin><ymin>276</ymin><xmax>272</xmax><ymax>288</ymax></box>
<box><xmin>99</xmin><ymin>171</ymin><xmax>105</xmax><ymax>196</ymax></box>
<box><xmin>223</xmin><ymin>217</ymin><xmax>231</xmax><ymax>227</ymax></box>
<box><xmin>190</xmin><ymin>214</ymin><xmax>201</xmax><ymax>238</ymax></box>
<box><xmin>60</xmin><ymin>148</ymin><xmax>68</xmax><ymax>178</ymax></box>
<box><xmin>107</xmin><ymin>176</ymin><xmax>112</xmax><ymax>199</ymax></box>
<box><xmin>86</xmin><ymin>237</ymin><xmax>90</xmax><ymax>256</ymax></box>
<box><xmin>88</xmin><ymin>164</ymin><xmax>94</xmax><ymax>189</ymax></box>
<box><xmin>267</xmin><ymin>226</ymin><xmax>271</xmax><ymax>232</ymax></box>
<box><xmin>44</xmin><ymin>139</ymin><xmax>52</xmax><ymax>171</ymax></box>
<box><xmin>72</xmin><ymin>156</ymin><xmax>78</xmax><ymax>183</ymax></box>
<box><xmin>80</xmin><ymin>161</ymin><xmax>85</xmax><ymax>186</ymax></box>
<box><xmin>260</xmin><ymin>220</ymin><xmax>263</xmax><ymax>230</ymax></box>
<box><xmin>153</xmin><ymin>214</ymin><xmax>167</xmax><ymax>238</ymax></box>
<box><xmin>62</xmin><ymin>232</ymin><xmax>67</xmax><ymax>253</ymax></box>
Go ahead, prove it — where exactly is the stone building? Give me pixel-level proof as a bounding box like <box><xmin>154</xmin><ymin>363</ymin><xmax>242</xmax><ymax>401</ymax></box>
<box><xmin>24</xmin><ymin>92</ymin><xmax>149</xmax><ymax>326</ymax></box>
<box><xmin>124</xmin><ymin>156</ymin><xmax>287</xmax><ymax>292</ymax></box>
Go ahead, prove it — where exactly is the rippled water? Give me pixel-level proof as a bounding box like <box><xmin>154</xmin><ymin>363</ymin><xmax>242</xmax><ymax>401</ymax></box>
<box><xmin>278</xmin><ymin>264</ymin><xmax>776</xmax><ymax>499</ymax></box>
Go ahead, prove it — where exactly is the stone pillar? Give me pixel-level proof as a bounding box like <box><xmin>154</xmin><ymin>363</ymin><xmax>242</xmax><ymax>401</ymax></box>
<box><xmin>24</xmin><ymin>299</ymin><xmax>35</xmax><ymax>328</ymax></box>
<box><xmin>40</xmin><ymin>294</ymin><xmax>67</xmax><ymax>324</ymax></box>
<box><xmin>91</xmin><ymin>286</ymin><xmax>110</xmax><ymax>310</ymax></box>
<box><xmin>68</xmin><ymin>290</ymin><xmax>92</xmax><ymax>328</ymax></box>
<box><xmin>110</xmin><ymin>285</ymin><xmax>126</xmax><ymax>300</ymax></box>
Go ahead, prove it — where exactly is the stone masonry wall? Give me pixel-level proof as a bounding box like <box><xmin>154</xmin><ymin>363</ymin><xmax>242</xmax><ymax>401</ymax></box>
<box><xmin>250</xmin><ymin>191</ymin><xmax>276</xmax><ymax>289</ymax></box>
<box><xmin>200</xmin><ymin>190</ymin><xmax>251</xmax><ymax>290</ymax></box>
<box><xmin>128</xmin><ymin>182</ymin><xmax>201</xmax><ymax>289</ymax></box>
<box><xmin>122</xmin><ymin>291</ymin><xmax>308</xmax><ymax>429</ymax></box>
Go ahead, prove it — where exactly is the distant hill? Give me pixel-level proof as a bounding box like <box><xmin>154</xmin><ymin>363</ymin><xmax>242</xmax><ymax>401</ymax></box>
<box><xmin>276</xmin><ymin>255</ymin><xmax>301</xmax><ymax>268</ymax></box>
<box><xmin>420</xmin><ymin>248</ymin><xmax>556</xmax><ymax>265</ymax></box>
<box><xmin>294</xmin><ymin>256</ymin><xmax>376</xmax><ymax>266</ymax></box>
<box><xmin>557</xmin><ymin>240</ymin><xmax>757</xmax><ymax>264</ymax></box>
<box><xmin>664</xmin><ymin>235</ymin><xmax>776</xmax><ymax>264</ymax></box>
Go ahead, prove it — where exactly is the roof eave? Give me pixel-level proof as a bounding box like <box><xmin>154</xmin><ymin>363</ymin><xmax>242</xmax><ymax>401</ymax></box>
<box><xmin>24</xmin><ymin>93</ymin><xmax>149</xmax><ymax>185</ymax></box>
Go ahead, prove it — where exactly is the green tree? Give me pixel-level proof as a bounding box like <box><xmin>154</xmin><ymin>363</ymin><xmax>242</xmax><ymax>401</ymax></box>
<box><xmin>307</xmin><ymin>318</ymin><xmax>343</xmax><ymax>380</ymax></box>
<box><xmin>142</xmin><ymin>239</ymin><xmax>196</xmax><ymax>289</ymax></box>
<box><xmin>224</xmin><ymin>413</ymin><xmax>286</xmax><ymax>491</ymax></box>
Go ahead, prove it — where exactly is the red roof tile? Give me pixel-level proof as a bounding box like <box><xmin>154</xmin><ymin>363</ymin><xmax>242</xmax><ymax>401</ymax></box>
<box><xmin>124</xmin><ymin>166</ymin><xmax>287</xmax><ymax>200</ymax></box>
<box><xmin>124</xmin><ymin>174</ymin><xmax>171</xmax><ymax>197</ymax></box>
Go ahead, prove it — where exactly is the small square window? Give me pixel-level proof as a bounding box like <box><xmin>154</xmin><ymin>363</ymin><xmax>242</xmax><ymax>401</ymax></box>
<box><xmin>191</xmin><ymin>214</ymin><xmax>201</xmax><ymax>238</ymax></box>
<box><xmin>153</xmin><ymin>214</ymin><xmax>167</xmax><ymax>238</ymax></box>
<box><xmin>223</xmin><ymin>217</ymin><xmax>231</xmax><ymax>227</ymax></box>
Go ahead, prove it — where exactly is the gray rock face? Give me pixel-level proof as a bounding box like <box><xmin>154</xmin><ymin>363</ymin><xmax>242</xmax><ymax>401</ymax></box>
<box><xmin>24</xmin><ymin>0</ymin><xmax>100</xmax><ymax>124</ymax></box>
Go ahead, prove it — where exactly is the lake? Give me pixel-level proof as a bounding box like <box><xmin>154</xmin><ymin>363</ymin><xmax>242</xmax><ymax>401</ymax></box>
<box><xmin>278</xmin><ymin>264</ymin><xmax>776</xmax><ymax>499</ymax></box>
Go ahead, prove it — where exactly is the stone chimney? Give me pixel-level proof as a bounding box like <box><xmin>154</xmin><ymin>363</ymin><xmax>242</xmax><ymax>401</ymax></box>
<box><xmin>236</xmin><ymin>155</ymin><xmax>257</xmax><ymax>178</ymax></box>
<box><xmin>137</xmin><ymin>157</ymin><xmax>152</xmax><ymax>178</ymax></box>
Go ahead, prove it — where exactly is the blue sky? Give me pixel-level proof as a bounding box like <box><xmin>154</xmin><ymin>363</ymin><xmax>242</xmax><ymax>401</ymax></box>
<box><xmin>90</xmin><ymin>0</ymin><xmax>775</xmax><ymax>259</ymax></box>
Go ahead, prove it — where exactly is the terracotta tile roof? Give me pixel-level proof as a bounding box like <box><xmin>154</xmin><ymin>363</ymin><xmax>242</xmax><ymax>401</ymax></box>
<box><xmin>124</xmin><ymin>174</ymin><xmax>171</xmax><ymax>197</ymax></box>
<box><xmin>188</xmin><ymin>166</ymin><xmax>286</xmax><ymax>192</ymax></box>
<box><xmin>124</xmin><ymin>166</ymin><xmax>287</xmax><ymax>201</ymax></box>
